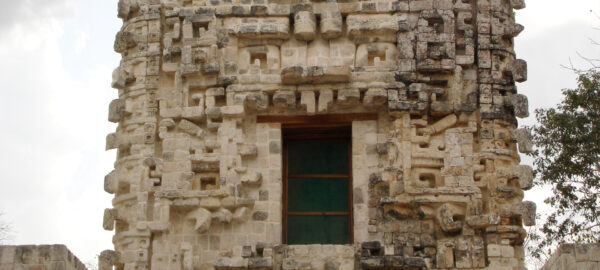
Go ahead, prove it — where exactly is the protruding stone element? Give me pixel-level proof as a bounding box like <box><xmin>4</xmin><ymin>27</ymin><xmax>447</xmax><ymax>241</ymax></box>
<box><xmin>281</xmin><ymin>66</ymin><xmax>351</xmax><ymax>84</ymax></box>
<box><xmin>212</xmin><ymin>208</ymin><xmax>233</xmax><ymax>224</ymax></box>
<box><xmin>364</xmin><ymin>88</ymin><xmax>388</xmax><ymax>106</ymax></box>
<box><xmin>233</xmin><ymin>207</ymin><xmax>250</xmax><ymax>221</ymax></box>
<box><xmin>221</xmin><ymin>105</ymin><xmax>245</xmax><ymax>118</ymax></box>
<box><xmin>103</xmin><ymin>208</ymin><xmax>118</xmax><ymax>231</ymax></box>
<box><xmin>273</xmin><ymin>91</ymin><xmax>296</xmax><ymax>109</ymax></box>
<box><xmin>187</xmin><ymin>208</ymin><xmax>212</xmax><ymax>233</ymax></box>
<box><xmin>241</xmin><ymin>172</ymin><xmax>262</xmax><ymax>186</ymax></box>
<box><xmin>294</xmin><ymin>10</ymin><xmax>317</xmax><ymax>41</ymax></box>
<box><xmin>249</xmin><ymin>257</ymin><xmax>273</xmax><ymax>269</ymax></box>
<box><xmin>111</xmin><ymin>66</ymin><xmax>133</xmax><ymax>89</ymax></box>
<box><xmin>214</xmin><ymin>257</ymin><xmax>248</xmax><ymax>270</ymax></box>
<box><xmin>99</xmin><ymin>250</ymin><xmax>120</xmax><ymax>270</ymax></box>
<box><xmin>108</xmin><ymin>99</ymin><xmax>125</xmax><ymax>123</ymax></box>
<box><xmin>239</xmin><ymin>144</ymin><xmax>258</xmax><ymax>157</ymax></box>
<box><xmin>419</xmin><ymin>114</ymin><xmax>458</xmax><ymax>135</ymax></box>
<box><xmin>437</xmin><ymin>203</ymin><xmax>463</xmax><ymax>233</ymax></box>
<box><xmin>506</xmin><ymin>59</ymin><xmax>528</xmax><ymax>82</ymax></box>
<box><xmin>225</xmin><ymin>17</ymin><xmax>290</xmax><ymax>39</ymax></box>
<box><xmin>514</xmin><ymin>165</ymin><xmax>534</xmax><ymax>190</ymax></box>
<box><xmin>506</xmin><ymin>94</ymin><xmax>529</xmax><ymax>118</ymax></box>
<box><xmin>347</xmin><ymin>14</ymin><xmax>398</xmax><ymax>43</ymax></box>
<box><xmin>320</xmin><ymin>1</ymin><xmax>342</xmax><ymax>40</ymax></box>
<box><xmin>114</xmin><ymin>31</ymin><xmax>136</xmax><ymax>53</ymax></box>
<box><xmin>505</xmin><ymin>23</ymin><xmax>525</xmax><ymax>38</ymax></box>
<box><xmin>300</xmin><ymin>91</ymin><xmax>316</xmax><ymax>114</ymax></box>
<box><xmin>337</xmin><ymin>89</ymin><xmax>360</xmax><ymax>107</ymax></box>
<box><xmin>318</xmin><ymin>89</ymin><xmax>334</xmax><ymax>112</ymax></box>
<box><xmin>501</xmin><ymin>201</ymin><xmax>536</xmax><ymax>226</ymax></box>
<box><xmin>178</xmin><ymin>119</ymin><xmax>204</xmax><ymax>137</ymax></box>
<box><xmin>513</xmin><ymin>128</ymin><xmax>533</xmax><ymax>153</ymax></box>
<box><xmin>104</xmin><ymin>170</ymin><xmax>118</xmax><ymax>194</ymax></box>
<box><xmin>510</xmin><ymin>0</ymin><xmax>526</xmax><ymax>9</ymax></box>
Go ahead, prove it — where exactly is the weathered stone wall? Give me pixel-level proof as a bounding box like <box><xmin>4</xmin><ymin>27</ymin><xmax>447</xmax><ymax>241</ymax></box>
<box><xmin>541</xmin><ymin>244</ymin><xmax>600</xmax><ymax>270</ymax></box>
<box><xmin>0</xmin><ymin>245</ymin><xmax>87</xmax><ymax>270</ymax></box>
<box><xmin>103</xmin><ymin>0</ymin><xmax>535</xmax><ymax>269</ymax></box>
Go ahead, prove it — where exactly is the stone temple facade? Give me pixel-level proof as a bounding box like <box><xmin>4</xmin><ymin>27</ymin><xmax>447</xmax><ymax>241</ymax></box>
<box><xmin>102</xmin><ymin>0</ymin><xmax>535</xmax><ymax>269</ymax></box>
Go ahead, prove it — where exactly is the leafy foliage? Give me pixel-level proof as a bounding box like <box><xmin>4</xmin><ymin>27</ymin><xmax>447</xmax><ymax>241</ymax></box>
<box><xmin>528</xmin><ymin>69</ymin><xmax>600</xmax><ymax>257</ymax></box>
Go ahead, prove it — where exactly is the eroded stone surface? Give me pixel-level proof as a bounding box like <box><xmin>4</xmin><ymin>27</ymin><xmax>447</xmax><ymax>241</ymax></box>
<box><xmin>104</xmin><ymin>0</ymin><xmax>534</xmax><ymax>269</ymax></box>
<box><xmin>0</xmin><ymin>245</ymin><xmax>87</xmax><ymax>270</ymax></box>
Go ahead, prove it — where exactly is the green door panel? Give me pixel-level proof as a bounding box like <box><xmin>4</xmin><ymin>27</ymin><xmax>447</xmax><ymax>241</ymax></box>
<box><xmin>288</xmin><ymin>178</ymin><xmax>349</xmax><ymax>212</ymax></box>
<box><xmin>287</xmin><ymin>215</ymin><xmax>349</xmax><ymax>244</ymax></box>
<box><xmin>287</xmin><ymin>139</ymin><xmax>349</xmax><ymax>175</ymax></box>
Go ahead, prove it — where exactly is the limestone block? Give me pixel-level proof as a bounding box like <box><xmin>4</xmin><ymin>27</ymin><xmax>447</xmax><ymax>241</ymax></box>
<box><xmin>337</xmin><ymin>89</ymin><xmax>360</xmax><ymax>107</ymax></box>
<box><xmin>294</xmin><ymin>11</ymin><xmax>317</xmax><ymax>41</ymax></box>
<box><xmin>214</xmin><ymin>257</ymin><xmax>248</xmax><ymax>270</ymax></box>
<box><xmin>281</xmin><ymin>65</ymin><xmax>351</xmax><ymax>84</ymax></box>
<box><xmin>320</xmin><ymin>1</ymin><xmax>342</xmax><ymax>40</ymax></box>
<box><xmin>436</xmin><ymin>242</ymin><xmax>455</xmax><ymax>268</ymax></box>
<box><xmin>273</xmin><ymin>91</ymin><xmax>296</xmax><ymax>109</ymax></box>
<box><xmin>238</xmin><ymin>45</ymin><xmax>281</xmax><ymax>72</ymax></box>
<box><xmin>505</xmin><ymin>94</ymin><xmax>529</xmax><ymax>118</ymax></box>
<box><xmin>512</xmin><ymin>128</ymin><xmax>533</xmax><ymax>154</ymax></box>
<box><xmin>505</xmin><ymin>23</ymin><xmax>525</xmax><ymax>38</ymax></box>
<box><xmin>419</xmin><ymin>114</ymin><xmax>458</xmax><ymax>135</ymax></box>
<box><xmin>178</xmin><ymin>119</ymin><xmax>203</xmax><ymax>137</ymax></box>
<box><xmin>186</xmin><ymin>208</ymin><xmax>212</xmax><ymax>232</ymax></box>
<box><xmin>329</xmin><ymin>38</ymin><xmax>356</xmax><ymax>66</ymax></box>
<box><xmin>212</xmin><ymin>208</ymin><xmax>233</xmax><ymax>223</ymax></box>
<box><xmin>233</xmin><ymin>207</ymin><xmax>250</xmax><ymax>221</ymax></box>
<box><xmin>108</xmin><ymin>99</ymin><xmax>125</xmax><ymax>123</ymax></box>
<box><xmin>500</xmin><ymin>201</ymin><xmax>536</xmax><ymax>227</ymax></box>
<box><xmin>437</xmin><ymin>203</ymin><xmax>463</xmax><ymax>233</ymax></box>
<box><xmin>114</xmin><ymin>31</ymin><xmax>136</xmax><ymax>53</ymax></box>
<box><xmin>111</xmin><ymin>66</ymin><xmax>133</xmax><ymax>89</ymax></box>
<box><xmin>362</xmin><ymin>88</ymin><xmax>387</xmax><ymax>107</ymax></box>
<box><xmin>117</xmin><ymin>0</ymin><xmax>136</xmax><ymax>19</ymax></box>
<box><xmin>515</xmin><ymin>201</ymin><xmax>536</xmax><ymax>226</ymax></box>
<box><xmin>205</xmin><ymin>107</ymin><xmax>222</xmax><ymax>119</ymax></box>
<box><xmin>239</xmin><ymin>144</ymin><xmax>258</xmax><ymax>157</ymax></box>
<box><xmin>103</xmin><ymin>208</ymin><xmax>118</xmax><ymax>231</ymax></box>
<box><xmin>510</xmin><ymin>0</ymin><xmax>526</xmax><ymax>10</ymax></box>
<box><xmin>355</xmin><ymin>43</ymin><xmax>397</xmax><ymax>67</ymax></box>
<box><xmin>221</xmin><ymin>105</ymin><xmax>245</xmax><ymax>118</ymax></box>
<box><xmin>281</xmin><ymin>38</ymin><xmax>308</xmax><ymax>68</ymax></box>
<box><xmin>248</xmin><ymin>257</ymin><xmax>273</xmax><ymax>269</ymax></box>
<box><xmin>506</xmin><ymin>59</ymin><xmax>528</xmax><ymax>83</ymax></box>
<box><xmin>106</xmin><ymin>133</ymin><xmax>129</xmax><ymax>150</ymax></box>
<box><xmin>242</xmin><ymin>92</ymin><xmax>269</xmax><ymax>111</ymax></box>
<box><xmin>300</xmin><ymin>91</ymin><xmax>316</xmax><ymax>114</ymax></box>
<box><xmin>513</xmin><ymin>165</ymin><xmax>533</xmax><ymax>190</ymax></box>
<box><xmin>99</xmin><ymin>250</ymin><xmax>120</xmax><ymax>270</ymax></box>
<box><xmin>104</xmin><ymin>170</ymin><xmax>118</xmax><ymax>194</ymax></box>
<box><xmin>347</xmin><ymin>14</ymin><xmax>399</xmax><ymax>43</ymax></box>
<box><xmin>318</xmin><ymin>89</ymin><xmax>334</xmax><ymax>112</ymax></box>
<box><xmin>307</xmin><ymin>38</ymin><xmax>330</xmax><ymax>67</ymax></box>
<box><xmin>225</xmin><ymin>17</ymin><xmax>290</xmax><ymax>40</ymax></box>
<box><xmin>241</xmin><ymin>172</ymin><xmax>262</xmax><ymax>186</ymax></box>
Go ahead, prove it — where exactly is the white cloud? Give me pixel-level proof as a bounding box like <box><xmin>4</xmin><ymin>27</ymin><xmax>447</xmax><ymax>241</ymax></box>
<box><xmin>0</xmin><ymin>0</ymin><xmax>118</xmax><ymax>264</ymax></box>
<box><xmin>0</xmin><ymin>0</ymin><xmax>76</xmax><ymax>31</ymax></box>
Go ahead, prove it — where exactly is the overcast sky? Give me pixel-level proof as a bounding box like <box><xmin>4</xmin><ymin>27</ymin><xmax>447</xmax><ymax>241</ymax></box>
<box><xmin>0</xmin><ymin>0</ymin><xmax>599</xmax><ymax>266</ymax></box>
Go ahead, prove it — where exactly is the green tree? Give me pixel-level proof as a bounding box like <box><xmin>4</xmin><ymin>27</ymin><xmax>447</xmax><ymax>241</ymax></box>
<box><xmin>528</xmin><ymin>69</ymin><xmax>600</xmax><ymax>258</ymax></box>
